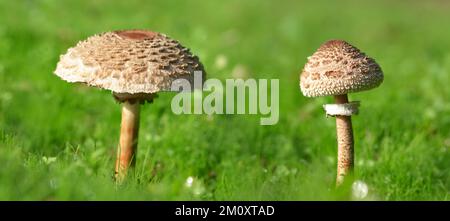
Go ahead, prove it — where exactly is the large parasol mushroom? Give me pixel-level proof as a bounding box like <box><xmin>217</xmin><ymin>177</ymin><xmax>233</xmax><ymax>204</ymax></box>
<box><xmin>55</xmin><ymin>30</ymin><xmax>205</xmax><ymax>180</ymax></box>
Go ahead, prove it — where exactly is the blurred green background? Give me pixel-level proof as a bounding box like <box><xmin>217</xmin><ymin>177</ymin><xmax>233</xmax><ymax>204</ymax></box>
<box><xmin>0</xmin><ymin>0</ymin><xmax>449</xmax><ymax>200</ymax></box>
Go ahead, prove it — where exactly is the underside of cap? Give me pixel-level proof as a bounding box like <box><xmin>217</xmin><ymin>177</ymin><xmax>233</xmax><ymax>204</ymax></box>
<box><xmin>54</xmin><ymin>30</ymin><xmax>206</xmax><ymax>95</ymax></box>
<box><xmin>300</xmin><ymin>40</ymin><xmax>383</xmax><ymax>97</ymax></box>
<box><xmin>113</xmin><ymin>92</ymin><xmax>158</xmax><ymax>104</ymax></box>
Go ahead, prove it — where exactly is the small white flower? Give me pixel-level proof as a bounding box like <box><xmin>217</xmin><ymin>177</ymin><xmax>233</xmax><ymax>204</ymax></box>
<box><xmin>185</xmin><ymin>176</ymin><xmax>194</xmax><ymax>188</ymax></box>
<box><xmin>352</xmin><ymin>180</ymin><xmax>369</xmax><ymax>200</ymax></box>
<box><xmin>185</xmin><ymin>176</ymin><xmax>205</xmax><ymax>196</ymax></box>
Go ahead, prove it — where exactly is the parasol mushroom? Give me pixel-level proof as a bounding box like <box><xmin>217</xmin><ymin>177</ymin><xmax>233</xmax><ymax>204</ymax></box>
<box><xmin>299</xmin><ymin>40</ymin><xmax>383</xmax><ymax>186</ymax></box>
<box><xmin>55</xmin><ymin>30</ymin><xmax>205</xmax><ymax>180</ymax></box>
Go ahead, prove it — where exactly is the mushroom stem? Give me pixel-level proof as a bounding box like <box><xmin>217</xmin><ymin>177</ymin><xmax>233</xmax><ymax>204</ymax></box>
<box><xmin>334</xmin><ymin>94</ymin><xmax>354</xmax><ymax>186</ymax></box>
<box><xmin>115</xmin><ymin>101</ymin><xmax>140</xmax><ymax>180</ymax></box>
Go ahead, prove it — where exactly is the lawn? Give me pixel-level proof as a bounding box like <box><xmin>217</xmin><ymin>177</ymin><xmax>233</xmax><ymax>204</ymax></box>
<box><xmin>0</xmin><ymin>0</ymin><xmax>449</xmax><ymax>200</ymax></box>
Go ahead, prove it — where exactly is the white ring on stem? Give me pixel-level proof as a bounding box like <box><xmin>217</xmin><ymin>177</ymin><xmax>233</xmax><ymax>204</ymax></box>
<box><xmin>323</xmin><ymin>101</ymin><xmax>360</xmax><ymax>117</ymax></box>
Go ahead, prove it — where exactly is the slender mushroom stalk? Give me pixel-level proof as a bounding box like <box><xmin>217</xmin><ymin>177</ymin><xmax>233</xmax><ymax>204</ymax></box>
<box><xmin>54</xmin><ymin>30</ymin><xmax>206</xmax><ymax>181</ymax></box>
<box><xmin>112</xmin><ymin>93</ymin><xmax>157</xmax><ymax>181</ymax></box>
<box><xmin>115</xmin><ymin>101</ymin><xmax>140</xmax><ymax>178</ymax></box>
<box><xmin>334</xmin><ymin>94</ymin><xmax>354</xmax><ymax>185</ymax></box>
<box><xmin>299</xmin><ymin>40</ymin><xmax>383</xmax><ymax>186</ymax></box>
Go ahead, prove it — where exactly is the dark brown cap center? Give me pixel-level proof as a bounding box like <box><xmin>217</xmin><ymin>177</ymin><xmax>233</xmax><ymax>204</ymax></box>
<box><xmin>115</xmin><ymin>30</ymin><xmax>157</xmax><ymax>40</ymax></box>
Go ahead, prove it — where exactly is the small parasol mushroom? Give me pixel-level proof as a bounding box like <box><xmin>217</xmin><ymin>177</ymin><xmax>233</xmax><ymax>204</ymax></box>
<box><xmin>300</xmin><ymin>40</ymin><xmax>383</xmax><ymax>186</ymax></box>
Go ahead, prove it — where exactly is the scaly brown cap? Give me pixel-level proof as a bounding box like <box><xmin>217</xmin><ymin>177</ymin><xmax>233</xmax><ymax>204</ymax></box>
<box><xmin>300</xmin><ymin>40</ymin><xmax>383</xmax><ymax>97</ymax></box>
<box><xmin>55</xmin><ymin>30</ymin><xmax>205</xmax><ymax>97</ymax></box>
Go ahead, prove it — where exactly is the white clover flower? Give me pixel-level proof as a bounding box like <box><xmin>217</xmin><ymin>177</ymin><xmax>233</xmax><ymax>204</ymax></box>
<box><xmin>184</xmin><ymin>176</ymin><xmax>205</xmax><ymax>196</ymax></box>
<box><xmin>185</xmin><ymin>176</ymin><xmax>194</xmax><ymax>188</ymax></box>
<box><xmin>352</xmin><ymin>180</ymin><xmax>369</xmax><ymax>200</ymax></box>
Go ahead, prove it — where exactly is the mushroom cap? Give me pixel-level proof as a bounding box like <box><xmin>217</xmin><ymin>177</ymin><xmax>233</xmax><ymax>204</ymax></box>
<box><xmin>54</xmin><ymin>30</ymin><xmax>205</xmax><ymax>94</ymax></box>
<box><xmin>300</xmin><ymin>40</ymin><xmax>383</xmax><ymax>97</ymax></box>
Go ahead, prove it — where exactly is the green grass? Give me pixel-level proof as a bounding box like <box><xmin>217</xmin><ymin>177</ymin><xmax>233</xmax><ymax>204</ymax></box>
<box><xmin>0</xmin><ymin>0</ymin><xmax>449</xmax><ymax>200</ymax></box>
